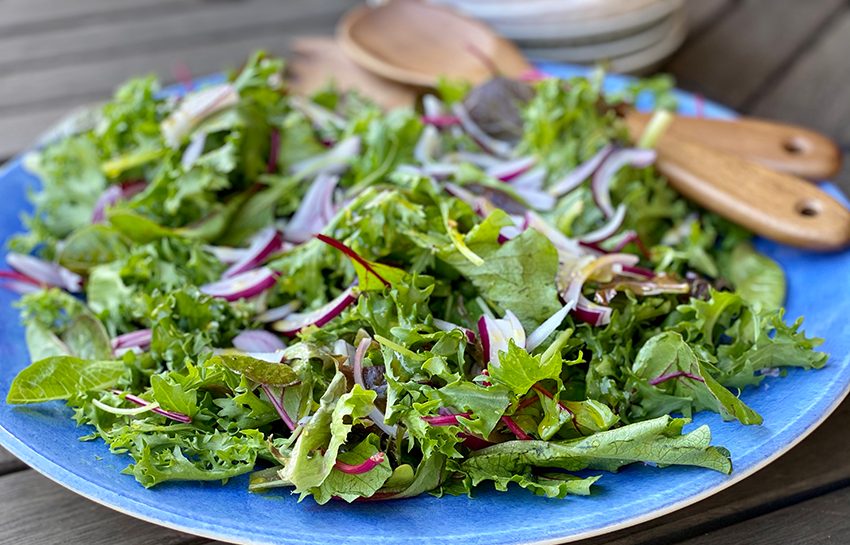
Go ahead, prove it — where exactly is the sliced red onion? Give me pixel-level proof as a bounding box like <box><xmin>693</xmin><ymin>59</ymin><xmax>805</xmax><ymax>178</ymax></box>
<box><xmin>111</xmin><ymin>329</ymin><xmax>152</xmax><ymax>351</ymax></box>
<box><xmin>112</xmin><ymin>390</ymin><xmax>192</xmax><ymax>423</ymax></box>
<box><xmin>421</xmin><ymin>114</ymin><xmax>460</xmax><ymax>128</ymax></box>
<box><xmin>200</xmin><ymin>267</ymin><xmax>278</xmax><ymax>301</ymax></box>
<box><xmin>289</xmin><ymin>96</ymin><xmax>346</xmax><ymax>131</ymax></box>
<box><xmin>433</xmin><ymin>318</ymin><xmax>477</xmax><ymax>343</ymax></box>
<box><xmin>478</xmin><ymin>311</ymin><xmax>525</xmax><ymax>365</ymax></box>
<box><xmin>509</xmin><ymin>166</ymin><xmax>547</xmax><ymax>191</ymax></box>
<box><xmin>283</xmin><ymin>173</ymin><xmax>339</xmax><ymax>244</ymax></box>
<box><xmin>256</xmin><ymin>301</ymin><xmax>301</xmax><ymax>323</ymax></box>
<box><xmin>620</xmin><ymin>264</ymin><xmax>656</xmax><ymax>279</ymax></box>
<box><xmin>271</xmin><ymin>287</ymin><xmax>357</xmax><ymax>336</ymax></box>
<box><xmin>443</xmin><ymin>182</ymin><xmax>493</xmax><ymax>217</ymax></box>
<box><xmin>244</xmin><ymin>351</ymin><xmax>286</xmax><ymax>363</ymax></box>
<box><xmin>223</xmin><ymin>228</ymin><xmax>284</xmax><ymax>278</ymax></box>
<box><xmin>233</xmin><ymin>330</ymin><xmax>285</xmax><ymax>353</ymax></box>
<box><xmin>562</xmin><ymin>253</ymin><xmax>640</xmax><ymax>308</ymax></box>
<box><xmin>414</xmin><ymin>125</ymin><xmax>441</xmax><ymax>164</ymax></box>
<box><xmin>6</xmin><ymin>253</ymin><xmax>82</xmax><ymax>292</ymax></box>
<box><xmin>203</xmin><ymin>245</ymin><xmax>248</xmax><ymax>264</ymax></box>
<box><xmin>486</xmin><ymin>156</ymin><xmax>536</xmax><ymax>182</ymax></box>
<box><xmin>574</xmin><ymin>296</ymin><xmax>613</xmax><ymax>327</ymax></box>
<box><xmin>92</xmin><ymin>181</ymin><xmax>147</xmax><ymax>223</ymax></box>
<box><xmin>514</xmin><ymin>187</ymin><xmax>556</xmax><ymax>211</ymax></box>
<box><xmin>422</xmin><ymin>94</ymin><xmax>445</xmax><ymax>118</ymax></box>
<box><xmin>267</xmin><ymin>128</ymin><xmax>280</xmax><ymax>173</ymax></box>
<box><xmin>578</xmin><ymin>204</ymin><xmax>627</xmax><ymax>244</ymax></box>
<box><xmin>524</xmin><ymin>212</ymin><xmax>584</xmax><ymax>257</ymax></box>
<box><xmin>548</xmin><ymin>144</ymin><xmax>613</xmax><ymax>197</ymax></box>
<box><xmin>423</xmin><ymin>162</ymin><xmax>460</xmax><ymax>179</ymax></box>
<box><xmin>289</xmin><ymin>136</ymin><xmax>360</xmax><ymax>179</ymax></box>
<box><xmin>498</xmin><ymin>225</ymin><xmax>521</xmax><ymax>244</ymax></box>
<box><xmin>181</xmin><ymin>131</ymin><xmax>207</xmax><ymax>170</ymax></box>
<box><xmin>449</xmin><ymin>151</ymin><xmax>504</xmax><ymax>170</ymax></box>
<box><xmin>161</xmin><ymin>83</ymin><xmax>239</xmax><ymax>148</ymax></box>
<box><xmin>592</xmin><ymin>148</ymin><xmax>657</xmax><ymax>218</ymax></box>
<box><xmin>452</xmin><ymin>103</ymin><xmax>513</xmax><ymax>158</ymax></box>
<box><xmin>526</xmin><ymin>301</ymin><xmax>577</xmax><ymax>351</ymax></box>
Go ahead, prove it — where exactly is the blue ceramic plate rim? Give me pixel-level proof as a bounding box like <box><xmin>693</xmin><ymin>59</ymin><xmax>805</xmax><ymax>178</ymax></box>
<box><xmin>1</xmin><ymin>63</ymin><xmax>849</xmax><ymax>545</ymax></box>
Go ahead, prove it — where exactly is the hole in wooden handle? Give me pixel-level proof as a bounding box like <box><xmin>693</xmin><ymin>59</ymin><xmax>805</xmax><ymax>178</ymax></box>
<box><xmin>795</xmin><ymin>198</ymin><xmax>822</xmax><ymax>217</ymax></box>
<box><xmin>782</xmin><ymin>136</ymin><xmax>811</xmax><ymax>156</ymax></box>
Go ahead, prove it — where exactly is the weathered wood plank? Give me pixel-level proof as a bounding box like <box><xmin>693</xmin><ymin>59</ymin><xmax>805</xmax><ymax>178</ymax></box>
<box><xmin>578</xmin><ymin>397</ymin><xmax>850</xmax><ymax>544</ymax></box>
<box><xmin>0</xmin><ymin>0</ymin><xmax>203</xmax><ymax>35</ymax></box>
<box><xmin>682</xmin><ymin>0</ymin><xmax>735</xmax><ymax>34</ymax></box>
<box><xmin>0</xmin><ymin>447</ymin><xmax>27</xmax><ymax>476</ymax></box>
<box><xmin>676</xmin><ymin>485</ymin><xmax>850</xmax><ymax>545</ymax></box>
<box><xmin>664</xmin><ymin>0</ymin><xmax>845</xmax><ymax>109</ymax></box>
<box><xmin>0</xmin><ymin>0</ymin><xmax>357</xmax><ymax>71</ymax></box>
<box><xmin>0</xmin><ymin>470</ymin><xmax>208</xmax><ymax>545</ymax></box>
<box><xmin>0</xmin><ymin>1</ymin><xmax>355</xmax><ymax>113</ymax></box>
<box><xmin>751</xmin><ymin>11</ymin><xmax>850</xmax><ymax>147</ymax></box>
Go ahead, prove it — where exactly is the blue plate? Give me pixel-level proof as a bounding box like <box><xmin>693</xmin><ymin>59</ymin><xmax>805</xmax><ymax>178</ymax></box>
<box><xmin>1</xmin><ymin>64</ymin><xmax>849</xmax><ymax>545</ymax></box>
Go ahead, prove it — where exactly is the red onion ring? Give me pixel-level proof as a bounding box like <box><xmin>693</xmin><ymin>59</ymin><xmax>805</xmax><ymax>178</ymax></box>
<box><xmin>271</xmin><ymin>287</ymin><xmax>357</xmax><ymax>336</ymax></box>
<box><xmin>200</xmin><ymin>267</ymin><xmax>278</xmax><ymax>301</ymax></box>
<box><xmin>6</xmin><ymin>253</ymin><xmax>82</xmax><ymax>292</ymax></box>
<box><xmin>233</xmin><ymin>330</ymin><xmax>285</xmax><ymax>352</ymax></box>
<box><xmin>591</xmin><ymin>148</ymin><xmax>656</xmax><ymax>218</ymax></box>
<box><xmin>223</xmin><ymin>228</ymin><xmax>284</xmax><ymax>278</ymax></box>
<box><xmin>548</xmin><ymin>144</ymin><xmax>614</xmax><ymax>197</ymax></box>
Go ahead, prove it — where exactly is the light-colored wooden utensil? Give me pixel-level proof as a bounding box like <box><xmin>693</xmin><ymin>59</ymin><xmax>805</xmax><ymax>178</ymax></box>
<box><xmin>288</xmin><ymin>37</ymin><xmax>421</xmax><ymax>110</ymax></box>
<box><xmin>625</xmin><ymin>113</ymin><xmax>842</xmax><ymax>181</ymax></box>
<box><xmin>335</xmin><ymin>0</ymin><xmax>850</xmax><ymax>250</ymax></box>
<box><xmin>338</xmin><ymin>0</ymin><xmax>841</xmax><ymax>179</ymax></box>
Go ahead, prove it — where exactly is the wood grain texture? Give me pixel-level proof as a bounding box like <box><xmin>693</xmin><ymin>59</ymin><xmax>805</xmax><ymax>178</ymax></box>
<box><xmin>0</xmin><ymin>0</ymin><xmax>357</xmax><ymax>112</ymax></box>
<box><xmin>676</xmin><ymin>485</ymin><xmax>850</xmax><ymax>545</ymax></box>
<box><xmin>626</xmin><ymin>112</ymin><xmax>843</xmax><ymax>179</ymax></box>
<box><xmin>0</xmin><ymin>470</ymin><xmax>207</xmax><ymax>545</ymax></box>
<box><xmin>0</xmin><ymin>0</ymin><xmax>205</xmax><ymax>35</ymax></box>
<box><xmin>648</xmin><ymin>132</ymin><xmax>850</xmax><ymax>249</ymax></box>
<box><xmin>0</xmin><ymin>0</ymin><xmax>358</xmax><ymax>72</ymax></box>
<box><xmin>0</xmin><ymin>448</ymin><xmax>26</xmax><ymax>476</ymax></box>
<box><xmin>665</xmin><ymin>0</ymin><xmax>845</xmax><ymax>109</ymax></box>
<box><xmin>577</xmin><ymin>398</ymin><xmax>850</xmax><ymax>544</ymax></box>
<box><xmin>751</xmin><ymin>10</ymin><xmax>850</xmax><ymax>147</ymax></box>
<box><xmin>682</xmin><ymin>0</ymin><xmax>734</xmax><ymax>34</ymax></box>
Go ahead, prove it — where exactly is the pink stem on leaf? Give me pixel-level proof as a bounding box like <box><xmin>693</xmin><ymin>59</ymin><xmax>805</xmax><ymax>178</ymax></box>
<box><xmin>334</xmin><ymin>452</ymin><xmax>385</xmax><ymax>474</ymax></box>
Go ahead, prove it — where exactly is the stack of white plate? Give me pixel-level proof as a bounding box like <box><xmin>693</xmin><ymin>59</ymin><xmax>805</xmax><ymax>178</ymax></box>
<box><xmin>427</xmin><ymin>0</ymin><xmax>687</xmax><ymax>74</ymax></box>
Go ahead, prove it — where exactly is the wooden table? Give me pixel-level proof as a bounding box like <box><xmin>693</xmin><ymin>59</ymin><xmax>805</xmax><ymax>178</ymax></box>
<box><xmin>2</xmin><ymin>1</ymin><xmax>850</xmax><ymax>544</ymax></box>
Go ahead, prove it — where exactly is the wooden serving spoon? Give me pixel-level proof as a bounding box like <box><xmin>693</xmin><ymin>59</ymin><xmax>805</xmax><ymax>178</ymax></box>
<box><xmin>336</xmin><ymin>0</ymin><xmax>850</xmax><ymax>250</ymax></box>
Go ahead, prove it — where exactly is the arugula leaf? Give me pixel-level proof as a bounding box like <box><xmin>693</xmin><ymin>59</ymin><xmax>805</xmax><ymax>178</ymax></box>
<box><xmin>7</xmin><ymin>356</ymin><xmax>126</xmax><ymax>404</ymax></box>
<box><xmin>489</xmin><ymin>341</ymin><xmax>561</xmax><ymax>397</ymax></box>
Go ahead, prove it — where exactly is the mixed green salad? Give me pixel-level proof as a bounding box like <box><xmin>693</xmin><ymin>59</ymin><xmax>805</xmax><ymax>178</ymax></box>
<box><xmin>1</xmin><ymin>52</ymin><xmax>827</xmax><ymax>503</ymax></box>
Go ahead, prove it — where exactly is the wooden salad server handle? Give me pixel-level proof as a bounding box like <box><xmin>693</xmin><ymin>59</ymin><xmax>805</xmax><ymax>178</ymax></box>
<box><xmin>626</xmin><ymin>112</ymin><xmax>842</xmax><ymax>179</ymax></box>
<box><xmin>648</xmin><ymin>131</ymin><xmax>850</xmax><ymax>250</ymax></box>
